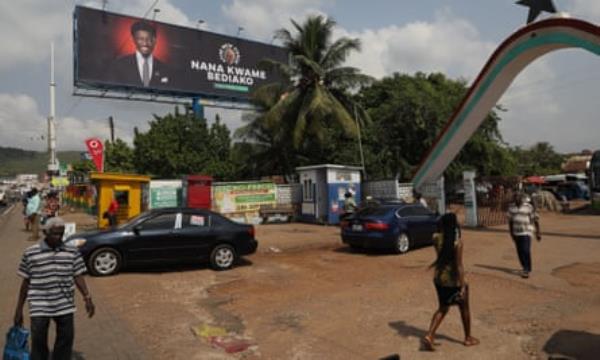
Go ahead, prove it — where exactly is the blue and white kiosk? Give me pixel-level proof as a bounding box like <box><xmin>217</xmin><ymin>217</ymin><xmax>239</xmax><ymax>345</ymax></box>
<box><xmin>296</xmin><ymin>164</ymin><xmax>362</xmax><ymax>225</ymax></box>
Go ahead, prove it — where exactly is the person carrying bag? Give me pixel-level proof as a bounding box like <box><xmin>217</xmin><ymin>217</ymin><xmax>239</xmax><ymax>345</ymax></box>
<box><xmin>3</xmin><ymin>326</ymin><xmax>30</xmax><ymax>360</ymax></box>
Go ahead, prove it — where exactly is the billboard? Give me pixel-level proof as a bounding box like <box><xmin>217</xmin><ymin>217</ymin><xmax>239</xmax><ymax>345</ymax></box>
<box><xmin>212</xmin><ymin>182</ymin><xmax>276</xmax><ymax>214</ymax></box>
<box><xmin>73</xmin><ymin>6</ymin><xmax>289</xmax><ymax>100</ymax></box>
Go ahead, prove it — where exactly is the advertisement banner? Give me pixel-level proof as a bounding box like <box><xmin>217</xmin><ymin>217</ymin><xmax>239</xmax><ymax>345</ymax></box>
<box><xmin>149</xmin><ymin>180</ymin><xmax>182</xmax><ymax>209</ymax></box>
<box><xmin>84</xmin><ymin>138</ymin><xmax>104</xmax><ymax>172</ymax></box>
<box><xmin>213</xmin><ymin>182</ymin><xmax>276</xmax><ymax>214</ymax></box>
<box><xmin>74</xmin><ymin>6</ymin><xmax>289</xmax><ymax>100</ymax></box>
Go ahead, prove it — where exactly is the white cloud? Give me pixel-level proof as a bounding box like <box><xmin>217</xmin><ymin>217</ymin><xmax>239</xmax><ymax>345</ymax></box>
<box><xmin>0</xmin><ymin>93</ymin><xmax>128</xmax><ymax>151</ymax></box>
<box><xmin>340</xmin><ymin>9</ymin><xmax>496</xmax><ymax>81</ymax></box>
<box><xmin>221</xmin><ymin>0</ymin><xmax>325</xmax><ymax>40</ymax></box>
<box><xmin>83</xmin><ymin>0</ymin><xmax>194</xmax><ymax>28</ymax></box>
<box><xmin>0</xmin><ymin>1</ymin><xmax>66</xmax><ymax>70</ymax></box>
<box><xmin>0</xmin><ymin>0</ymin><xmax>193</xmax><ymax>71</ymax></box>
<box><xmin>568</xmin><ymin>0</ymin><xmax>600</xmax><ymax>23</ymax></box>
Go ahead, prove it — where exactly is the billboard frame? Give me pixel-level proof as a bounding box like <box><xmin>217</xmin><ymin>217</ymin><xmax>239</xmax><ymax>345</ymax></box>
<box><xmin>72</xmin><ymin>6</ymin><xmax>288</xmax><ymax>106</ymax></box>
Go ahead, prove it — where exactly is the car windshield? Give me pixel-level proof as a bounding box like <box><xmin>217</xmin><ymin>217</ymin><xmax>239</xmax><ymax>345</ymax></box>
<box><xmin>356</xmin><ymin>206</ymin><xmax>394</xmax><ymax>217</ymax></box>
<box><xmin>117</xmin><ymin>212</ymin><xmax>148</xmax><ymax>229</ymax></box>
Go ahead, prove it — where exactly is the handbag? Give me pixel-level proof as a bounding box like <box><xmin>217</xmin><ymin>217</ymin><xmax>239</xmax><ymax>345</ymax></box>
<box><xmin>3</xmin><ymin>326</ymin><xmax>30</xmax><ymax>360</ymax></box>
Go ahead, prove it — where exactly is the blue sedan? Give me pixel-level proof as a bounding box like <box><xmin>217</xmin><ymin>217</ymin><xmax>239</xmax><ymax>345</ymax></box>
<box><xmin>341</xmin><ymin>204</ymin><xmax>439</xmax><ymax>254</ymax></box>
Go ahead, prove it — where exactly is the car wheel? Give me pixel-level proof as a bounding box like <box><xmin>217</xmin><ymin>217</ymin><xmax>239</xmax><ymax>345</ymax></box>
<box><xmin>394</xmin><ymin>233</ymin><xmax>411</xmax><ymax>254</ymax></box>
<box><xmin>210</xmin><ymin>244</ymin><xmax>237</xmax><ymax>271</ymax></box>
<box><xmin>89</xmin><ymin>247</ymin><xmax>122</xmax><ymax>276</ymax></box>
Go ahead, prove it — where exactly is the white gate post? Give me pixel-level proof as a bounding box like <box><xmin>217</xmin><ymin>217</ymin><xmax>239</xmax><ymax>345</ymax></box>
<box><xmin>463</xmin><ymin>171</ymin><xmax>478</xmax><ymax>227</ymax></box>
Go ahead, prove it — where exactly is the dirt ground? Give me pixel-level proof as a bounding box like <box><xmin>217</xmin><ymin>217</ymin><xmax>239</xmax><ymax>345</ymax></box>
<box><xmin>3</xmin><ymin>206</ymin><xmax>600</xmax><ymax>359</ymax></box>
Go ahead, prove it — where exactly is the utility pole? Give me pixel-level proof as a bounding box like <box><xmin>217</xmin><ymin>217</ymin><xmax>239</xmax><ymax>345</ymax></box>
<box><xmin>108</xmin><ymin>116</ymin><xmax>115</xmax><ymax>143</ymax></box>
<box><xmin>354</xmin><ymin>103</ymin><xmax>367</xmax><ymax>180</ymax></box>
<box><xmin>47</xmin><ymin>42</ymin><xmax>58</xmax><ymax>174</ymax></box>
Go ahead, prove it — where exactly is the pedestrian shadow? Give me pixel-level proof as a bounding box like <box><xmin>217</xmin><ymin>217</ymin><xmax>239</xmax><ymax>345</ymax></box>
<box><xmin>468</xmin><ymin>227</ymin><xmax>600</xmax><ymax>241</ymax></box>
<box><xmin>543</xmin><ymin>329</ymin><xmax>600</xmax><ymax>360</ymax></box>
<box><xmin>388</xmin><ymin>321</ymin><xmax>463</xmax><ymax>346</ymax></box>
<box><xmin>333</xmin><ymin>246</ymin><xmax>397</xmax><ymax>257</ymax></box>
<box><xmin>333</xmin><ymin>244</ymin><xmax>432</xmax><ymax>257</ymax></box>
<box><xmin>474</xmin><ymin>264</ymin><xmax>520</xmax><ymax>276</ymax></box>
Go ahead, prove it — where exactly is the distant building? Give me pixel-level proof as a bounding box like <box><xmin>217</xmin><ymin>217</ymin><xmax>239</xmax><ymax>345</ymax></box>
<box><xmin>16</xmin><ymin>174</ymin><xmax>39</xmax><ymax>184</ymax></box>
<box><xmin>561</xmin><ymin>154</ymin><xmax>592</xmax><ymax>174</ymax></box>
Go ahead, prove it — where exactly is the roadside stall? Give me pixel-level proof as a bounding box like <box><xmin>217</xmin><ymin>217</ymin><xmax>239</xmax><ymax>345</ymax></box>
<box><xmin>90</xmin><ymin>172</ymin><xmax>150</xmax><ymax>229</ymax></box>
<box><xmin>182</xmin><ymin>175</ymin><xmax>213</xmax><ymax>209</ymax></box>
<box><xmin>212</xmin><ymin>181</ymin><xmax>276</xmax><ymax>224</ymax></box>
<box><xmin>64</xmin><ymin>172</ymin><xmax>96</xmax><ymax>215</ymax></box>
<box><xmin>296</xmin><ymin>164</ymin><xmax>362</xmax><ymax>225</ymax></box>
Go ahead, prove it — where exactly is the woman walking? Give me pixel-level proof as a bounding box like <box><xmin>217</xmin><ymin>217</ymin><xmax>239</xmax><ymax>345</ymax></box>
<box><xmin>422</xmin><ymin>213</ymin><xmax>479</xmax><ymax>351</ymax></box>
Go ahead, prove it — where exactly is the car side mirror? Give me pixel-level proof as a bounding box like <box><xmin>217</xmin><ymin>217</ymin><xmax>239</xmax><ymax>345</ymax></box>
<box><xmin>133</xmin><ymin>226</ymin><xmax>141</xmax><ymax>235</ymax></box>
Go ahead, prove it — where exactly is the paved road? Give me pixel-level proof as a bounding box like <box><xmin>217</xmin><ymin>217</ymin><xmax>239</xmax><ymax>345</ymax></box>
<box><xmin>0</xmin><ymin>206</ymin><xmax>148</xmax><ymax>359</ymax></box>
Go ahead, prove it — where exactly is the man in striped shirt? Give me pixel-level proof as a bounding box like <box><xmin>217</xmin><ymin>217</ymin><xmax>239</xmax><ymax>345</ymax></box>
<box><xmin>13</xmin><ymin>217</ymin><xmax>95</xmax><ymax>360</ymax></box>
<box><xmin>507</xmin><ymin>193</ymin><xmax>542</xmax><ymax>279</ymax></box>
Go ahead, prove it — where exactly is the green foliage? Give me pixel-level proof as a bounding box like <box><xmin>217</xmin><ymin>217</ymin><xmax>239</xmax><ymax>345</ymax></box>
<box><xmin>203</xmin><ymin>115</ymin><xmax>236</xmax><ymax>180</ymax></box>
<box><xmin>510</xmin><ymin>142</ymin><xmax>565</xmax><ymax>176</ymax></box>
<box><xmin>358</xmin><ymin>72</ymin><xmax>514</xmax><ymax>182</ymax></box>
<box><xmin>104</xmin><ymin>138</ymin><xmax>135</xmax><ymax>173</ymax></box>
<box><xmin>71</xmin><ymin>159</ymin><xmax>96</xmax><ymax>173</ymax></box>
<box><xmin>238</xmin><ymin>15</ymin><xmax>371</xmax><ymax>176</ymax></box>
<box><xmin>133</xmin><ymin>109</ymin><xmax>236</xmax><ymax>179</ymax></box>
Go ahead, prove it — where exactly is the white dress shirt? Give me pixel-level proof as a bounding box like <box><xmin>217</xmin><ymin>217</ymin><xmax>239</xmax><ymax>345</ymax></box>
<box><xmin>135</xmin><ymin>51</ymin><xmax>154</xmax><ymax>83</ymax></box>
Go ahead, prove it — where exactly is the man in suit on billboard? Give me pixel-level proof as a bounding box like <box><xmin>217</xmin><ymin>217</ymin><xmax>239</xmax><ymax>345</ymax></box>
<box><xmin>110</xmin><ymin>21</ymin><xmax>172</xmax><ymax>88</ymax></box>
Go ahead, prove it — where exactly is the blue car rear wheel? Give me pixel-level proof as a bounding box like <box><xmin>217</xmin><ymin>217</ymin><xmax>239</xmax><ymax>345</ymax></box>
<box><xmin>394</xmin><ymin>233</ymin><xmax>410</xmax><ymax>254</ymax></box>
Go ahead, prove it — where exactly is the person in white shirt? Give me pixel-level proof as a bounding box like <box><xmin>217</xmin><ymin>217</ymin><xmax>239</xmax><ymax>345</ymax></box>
<box><xmin>414</xmin><ymin>191</ymin><xmax>428</xmax><ymax>208</ymax></box>
<box><xmin>507</xmin><ymin>193</ymin><xmax>541</xmax><ymax>278</ymax></box>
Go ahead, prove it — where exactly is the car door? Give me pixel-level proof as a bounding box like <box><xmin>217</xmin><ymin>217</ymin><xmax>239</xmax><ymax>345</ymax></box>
<box><xmin>172</xmin><ymin>212</ymin><xmax>215</xmax><ymax>260</ymax></box>
<box><xmin>125</xmin><ymin>212</ymin><xmax>178</xmax><ymax>262</ymax></box>
<box><xmin>398</xmin><ymin>206</ymin><xmax>436</xmax><ymax>245</ymax></box>
<box><xmin>411</xmin><ymin>206</ymin><xmax>438</xmax><ymax>245</ymax></box>
<box><xmin>397</xmin><ymin>206</ymin><xmax>423</xmax><ymax>243</ymax></box>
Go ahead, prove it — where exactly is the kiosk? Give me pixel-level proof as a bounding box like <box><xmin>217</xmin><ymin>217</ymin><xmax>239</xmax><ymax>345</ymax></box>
<box><xmin>296</xmin><ymin>164</ymin><xmax>362</xmax><ymax>225</ymax></box>
<box><xmin>182</xmin><ymin>175</ymin><xmax>213</xmax><ymax>209</ymax></box>
<box><xmin>90</xmin><ymin>172</ymin><xmax>150</xmax><ymax>228</ymax></box>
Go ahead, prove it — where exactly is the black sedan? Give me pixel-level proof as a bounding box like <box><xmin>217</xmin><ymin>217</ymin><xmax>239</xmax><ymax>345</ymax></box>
<box><xmin>65</xmin><ymin>208</ymin><xmax>258</xmax><ymax>276</ymax></box>
<box><xmin>341</xmin><ymin>203</ymin><xmax>438</xmax><ymax>254</ymax></box>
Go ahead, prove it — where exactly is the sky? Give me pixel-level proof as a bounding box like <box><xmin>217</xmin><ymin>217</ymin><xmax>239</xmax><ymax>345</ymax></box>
<box><xmin>1</xmin><ymin>0</ymin><xmax>600</xmax><ymax>155</ymax></box>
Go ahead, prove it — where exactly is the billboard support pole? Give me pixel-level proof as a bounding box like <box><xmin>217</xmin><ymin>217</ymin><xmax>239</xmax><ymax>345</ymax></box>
<box><xmin>192</xmin><ymin>97</ymin><xmax>205</xmax><ymax>121</ymax></box>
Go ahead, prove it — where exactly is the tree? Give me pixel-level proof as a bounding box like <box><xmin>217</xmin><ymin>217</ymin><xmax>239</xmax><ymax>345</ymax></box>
<box><xmin>133</xmin><ymin>108</ymin><xmax>211</xmax><ymax>178</ymax></box>
<box><xmin>358</xmin><ymin>72</ymin><xmax>514</xmax><ymax>181</ymax></box>
<box><xmin>252</xmin><ymin>15</ymin><xmax>372</xmax><ymax>149</ymax></box>
<box><xmin>511</xmin><ymin>142</ymin><xmax>564</xmax><ymax>176</ymax></box>
<box><xmin>235</xmin><ymin>84</ymin><xmax>298</xmax><ymax>178</ymax></box>
<box><xmin>203</xmin><ymin>114</ymin><xmax>236</xmax><ymax>180</ymax></box>
<box><xmin>104</xmin><ymin>138</ymin><xmax>135</xmax><ymax>173</ymax></box>
<box><xmin>133</xmin><ymin>109</ymin><xmax>237</xmax><ymax>180</ymax></box>
<box><xmin>71</xmin><ymin>159</ymin><xmax>95</xmax><ymax>173</ymax></box>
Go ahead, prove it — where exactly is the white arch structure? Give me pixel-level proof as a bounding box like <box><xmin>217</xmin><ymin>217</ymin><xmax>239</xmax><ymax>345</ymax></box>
<box><xmin>413</xmin><ymin>18</ymin><xmax>600</xmax><ymax>188</ymax></box>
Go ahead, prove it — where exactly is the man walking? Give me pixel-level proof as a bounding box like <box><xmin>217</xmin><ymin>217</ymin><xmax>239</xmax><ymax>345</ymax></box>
<box><xmin>26</xmin><ymin>188</ymin><xmax>42</xmax><ymax>241</ymax></box>
<box><xmin>13</xmin><ymin>217</ymin><xmax>95</xmax><ymax>360</ymax></box>
<box><xmin>507</xmin><ymin>193</ymin><xmax>541</xmax><ymax>278</ymax></box>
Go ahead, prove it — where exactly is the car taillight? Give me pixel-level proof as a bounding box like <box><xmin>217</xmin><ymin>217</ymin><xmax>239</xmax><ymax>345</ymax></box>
<box><xmin>365</xmin><ymin>222</ymin><xmax>389</xmax><ymax>231</ymax></box>
<box><xmin>248</xmin><ymin>226</ymin><xmax>255</xmax><ymax>238</ymax></box>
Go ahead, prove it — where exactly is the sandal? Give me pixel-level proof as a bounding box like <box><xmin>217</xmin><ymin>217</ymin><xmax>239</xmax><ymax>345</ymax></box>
<box><xmin>421</xmin><ymin>336</ymin><xmax>435</xmax><ymax>351</ymax></box>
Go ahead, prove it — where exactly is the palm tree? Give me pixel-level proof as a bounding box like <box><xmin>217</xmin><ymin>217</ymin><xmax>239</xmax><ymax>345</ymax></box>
<box><xmin>255</xmin><ymin>15</ymin><xmax>372</xmax><ymax>148</ymax></box>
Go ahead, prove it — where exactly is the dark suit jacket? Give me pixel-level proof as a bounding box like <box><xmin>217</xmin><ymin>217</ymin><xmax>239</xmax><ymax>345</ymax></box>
<box><xmin>109</xmin><ymin>54</ymin><xmax>174</xmax><ymax>88</ymax></box>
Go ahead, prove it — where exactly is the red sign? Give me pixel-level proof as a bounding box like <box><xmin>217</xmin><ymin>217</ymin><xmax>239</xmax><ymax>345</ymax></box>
<box><xmin>85</xmin><ymin>138</ymin><xmax>104</xmax><ymax>172</ymax></box>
